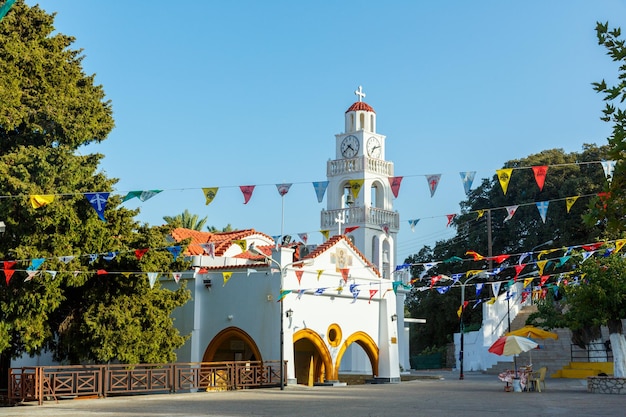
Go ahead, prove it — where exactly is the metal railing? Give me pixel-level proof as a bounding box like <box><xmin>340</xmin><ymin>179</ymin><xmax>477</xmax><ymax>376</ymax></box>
<box><xmin>570</xmin><ymin>343</ymin><xmax>613</xmax><ymax>363</ymax></box>
<box><xmin>8</xmin><ymin>360</ymin><xmax>285</xmax><ymax>405</ymax></box>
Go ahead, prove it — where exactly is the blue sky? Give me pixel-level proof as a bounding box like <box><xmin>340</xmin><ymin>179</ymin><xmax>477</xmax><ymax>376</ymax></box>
<box><xmin>28</xmin><ymin>0</ymin><xmax>626</xmax><ymax>262</ymax></box>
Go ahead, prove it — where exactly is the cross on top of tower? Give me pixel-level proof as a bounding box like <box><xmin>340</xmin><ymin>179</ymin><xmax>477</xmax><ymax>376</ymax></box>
<box><xmin>354</xmin><ymin>85</ymin><xmax>366</xmax><ymax>102</ymax></box>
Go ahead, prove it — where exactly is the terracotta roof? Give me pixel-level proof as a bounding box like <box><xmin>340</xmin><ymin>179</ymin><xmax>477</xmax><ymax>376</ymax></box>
<box><xmin>303</xmin><ymin>235</ymin><xmax>381</xmax><ymax>277</ymax></box>
<box><xmin>345</xmin><ymin>101</ymin><xmax>375</xmax><ymax>113</ymax></box>
<box><xmin>170</xmin><ymin>228</ymin><xmax>273</xmax><ymax>256</ymax></box>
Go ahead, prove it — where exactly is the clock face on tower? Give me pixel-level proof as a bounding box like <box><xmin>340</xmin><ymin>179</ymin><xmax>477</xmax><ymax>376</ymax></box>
<box><xmin>341</xmin><ymin>135</ymin><xmax>359</xmax><ymax>158</ymax></box>
<box><xmin>367</xmin><ymin>137</ymin><xmax>381</xmax><ymax>158</ymax></box>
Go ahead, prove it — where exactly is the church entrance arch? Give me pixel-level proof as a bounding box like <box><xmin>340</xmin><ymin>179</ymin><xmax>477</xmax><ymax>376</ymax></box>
<box><xmin>202</xmin><ymin>327</ymin><xmax>262</xmax><ymax>363</ymax></box>
<box><xmin>333</xmin><ymin>331</ymin><xmax>378</xmax><ymax>380</ymax></box>
<box><xmin>293</xmin><ymin>329</ymin><xmax>333</xmax><ymax>385</ymax></box>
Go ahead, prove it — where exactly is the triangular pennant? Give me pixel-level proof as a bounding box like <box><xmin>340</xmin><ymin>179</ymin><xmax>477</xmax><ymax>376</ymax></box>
<box><xmin>540</xmin><ymin>275</ymin><xmax>549</xmax><ymax>286</ymax></box>
<box><xmin>166</xmin><ymin>246</ymin><xmax>182</xmax><ymax>261</ymax></box>
<box><xmin>381</xmin><ymin>223</ymin><xmax>390</xmax><ymax>236</ymax></box>
<box><xmin>88</xmin><ymin>254</ymin><xmax>98</xmax><ymax>264</ymax></box>
<box><xmin>446</xmin><ymin>214</ymin><xmax>455</xmax><ymax>227</ymax></box>
<box><xmin>425</xmin><ymin>174</ymin><xmax>442</xmax><ymax>197</ymax></box>
<box><xmin>312</xmin><ymin>181</ymin><xmax>329</xmax><ymax>203</ymax></box>
<box><xmin>349</xmin><ymin>179</ymin><xmax>364</xmax><ymax>200</ymax></box>
<box><xmin>277</xmin><ymin>290</ymin><xmax>292</xmax><ymax>302</ymax></box>
<box><xmin>476</xmin><ymin>209</ymin><xmax>485</xmax><ymax>219</ymax></box>
<box><xmin>96</xmin><ymin>269</ymin><xmax>108</xmax><ymax>275</ymax></box>
<box><xmin>27</xmin><ymin>258</ymin><xmax>45</xmax><ymax>271</ymax></box>
<box><xmin>3</xmin><ymin>261</ymin><xmax>16</xmax><ymax>270</ymax></box>
<box><xmin>58</xmin><ymin>256</ymin><xmax>75</xmax><ymax>264</ymax></box>
<box><xmin>320</xmin><ymin>230</ymin><xmax>329</xmax><ymax>240</ymax></box>
<box><xmin>4</xmin><ymin>269</ymin><xmax>15</xmax><ymax>285</ymax></box>
<box><xmin>615</xmin><ymin>239</ymin><xmax>626</xmax><ymax>254</ymax></box>
<box><xmin>491</xmin><ymin>282</ymin><xmax>502</xmax><ymax>297</ymax></box>
<box><xmin>102</xmin><ymin>251</ymin><xmax>117</xmax><ymax>261</ymax></box>
<box><xmin>172</xmin><ymin>272</ymin><xmax>182</xmax><ymax>284</ymax></box>
<box><xmin>513</xmin><ymin>264</ymin><xmax>526</xmax><ymax>280</ymax></box>
<box><xmin>565</xmin><ymin>196</ymin><xmax>579</xmax><ymax>213</ymax></box>
<box><xmin>492</xmin><ymin>254</ymin><xmax>510</xmax><ymax>264</ymax></box>
<box><xmin>202</xmin><ymin>187</ymin><xmax>219</xmax><ymax>205</ymax></box>
<box><xmin>368</xmin><ymin>289</ymin><xmax>378</xmax><ymax>304</ymax></box>
<box><xmin>389</xmin><ymin>176</ymin><xmax>403</xmax><ymax>198</ymax></box>
<box><xmin>30</xmin><ymin>194</ymin><xmax>55</xmax><ymax>208</ymax></box>
<box><xmin>147</xmin><ymin>272</ymin><xmax>158</xmax><ymax>289</ymax></box>
<box><xmin>345</xmin><ymin>226</ymin><xmax>360</xmax><ymax>234</ymax></box>
<box><xmin>536</xmin><ymin>201</ymin><xmax>549</xmax><ymax>223</ymax></box>
<box><xmin>496</xmin><ymin>168</ymin><xmax>513</xmax><ymax>195</ymax></box>
<box><xmin>459</xmin><ymin>171</ymin><xmax>476</xmax><ymax>195</ymax></box>
<box><xmin>45</xmin><ymin>270</ymin><xmax>57</xmax><ymax>280</ymax></box>
<box><xmin>134</xmin><ymin>248</ymin><xmax>149</xmax><ymax>260</ymax></box>
<box><xmin>314</xmin><ymin>287</ymin><xmax>326</xmax><ymax>296</ymax></box>
<box><xmin>84</xmin><ymin>192</ymin><xmax>110</xmax><ymax>221</ymax></box>
<box><xmin>340</xmin><ymin>268</ymin><xmax>350</xmax><ymax>283</ymax></box>
<box><xmin>504</xmin><ymin>205</ymin><xmax>519</xmax><ymax>222</ymax></box>
<box><xmin>536</xmin><ymin>260</ymin><xmax>548</xmax><ymax>276</ymax></box>
<box><xmin>408</xmin><ymin>219</ymin><xmax>420</xmax><ymax>232</ymax></box>
<box><xmin>297</xmin><ymin>289</ymin><xmax>306</xmax><ymax>300</ymax></box>
<box><xmin>295</xmin><ymin>270</ymin><xmax>304</xmax><ymax>285</ymax></box>
<box><xmin>436</xmin><ymin>286</ymin><xmax>450</xmax><ymax>294</ymax></box>
<box><xmin>24</xmin><ymin>270</ymin><xmax>39</xmax><ymax>282</ymax></box>
<box><xmin>601</xmin><ymin>160</ymin><xmax>616</xmax><ymax>183</ymax></box>
<box><xmin>298</xmin><ymin>233</ymin><xmax>308</xmax><ymax>244</ymax></box>
<box><xmin>222</xmin><ymin>271</ymin><xmax>233</xmax><ymax>286</ymax></box>
<box><xmin>465</xmin><ymin>250</ymin><xmax>483</xmax><ymax>261</ymax></box>
<box><xmin>239</xmin><ymin>186</ymin><xmax>255</xmax><ymax>204</ymax></box>
<box><xmin>276</xmin><ymin>183</ymin><xmax>292</xmax><ymax>197</ymax></box>
<box><xmin>532</xmin><ymin>166</ymin><xmax>549</xmax><ymax>191</ymax></box>
<box><xmin>232</xmin><ymin>239</ymin><xmax>247</xmax><ymax>252</ymax></box>
<box><xmin>475</xmin><ymin>283</ymin><xmax>484</xmax><ymax>297</ymax></box>
<box><xmin>316</xmin><ymin>270</ymin><xmax>324</xmax><ymax>281</ymax></box>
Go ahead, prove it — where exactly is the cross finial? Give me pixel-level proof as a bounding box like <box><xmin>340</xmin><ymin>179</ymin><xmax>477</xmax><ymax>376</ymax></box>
<box><xmin>354</xmin><ymin>85</ymin><xmax>366</xmax><ymax>102</ymax></box>
<box><xmin>334</xmin><ymin>212</ymin><xmax>345</xmax><ymax>235</ymax></box>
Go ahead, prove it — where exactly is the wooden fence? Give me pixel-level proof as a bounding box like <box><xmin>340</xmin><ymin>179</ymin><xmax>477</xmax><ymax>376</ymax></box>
<box><xmin>8</xmin><ymin>360</ymin><xmax>284</xmax><ymax>405</ymax></box>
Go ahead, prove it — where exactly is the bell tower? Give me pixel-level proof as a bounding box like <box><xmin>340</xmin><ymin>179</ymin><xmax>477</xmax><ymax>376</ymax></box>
<box><xmin>321</xmin><ymin>86</ymin><xmax>399</xmax><ymax>278</ymax></box>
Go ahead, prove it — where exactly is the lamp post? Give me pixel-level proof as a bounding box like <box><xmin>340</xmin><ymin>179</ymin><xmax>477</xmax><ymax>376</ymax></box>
<box><xmin>248</xmin><ymin>243</ymin><xmax>312</xmax><ymax>390</ymax></box>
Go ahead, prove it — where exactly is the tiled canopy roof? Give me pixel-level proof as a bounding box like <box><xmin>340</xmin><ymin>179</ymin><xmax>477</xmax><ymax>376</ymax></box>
<box><xmin>170</xmin><ymin>228</ymin><xmax>273</xmax><ymax>257</ymax></box>
<box><xmin>345</xmin><ymin>101</ymin><xmax>375</xmax><ymax>113</ymax></box>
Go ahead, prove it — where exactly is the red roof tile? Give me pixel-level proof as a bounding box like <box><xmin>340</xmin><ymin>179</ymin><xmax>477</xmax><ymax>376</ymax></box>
<box><xmin>345</xmin><ymin>101</ymin><xmax>375</xmax><ymax>113</ymax></box>
<box><xmin>303</xmin><ymin>235</ymin><xmax>380</xmax><ymax>277</ymax></box>
<box><xmin>170</xmin><ymin>228</ymin><xmax>274</xmax><ymax>256</ymax></box>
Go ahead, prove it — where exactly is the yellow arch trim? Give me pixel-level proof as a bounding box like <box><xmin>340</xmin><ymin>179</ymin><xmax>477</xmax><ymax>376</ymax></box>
<box><xmin>202</xmin><ymin>326</ymin><xmax>263</xmax><ymax>363</ymax></box>
<box><xmin>293</xmin><ymin>328</ymin><xmax>333</xmax><ymax>383</ymax></box>
<box><xmin>333</xmin><ymin>331</ymin><xmax>379</xmax><ymax>380</ymax></box>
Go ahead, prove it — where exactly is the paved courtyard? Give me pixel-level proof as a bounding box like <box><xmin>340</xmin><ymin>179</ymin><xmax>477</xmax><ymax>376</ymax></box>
<box><xmin>1</xmin><ymin>371</ymin><xmax>622</xmax><ymax>417</ymax></box>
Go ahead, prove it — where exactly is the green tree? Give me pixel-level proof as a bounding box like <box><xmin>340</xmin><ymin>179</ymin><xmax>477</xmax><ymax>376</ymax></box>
<box><xmin>163</xmin><ymin>209</ymin><xmax>208</xmax><ymax>231</ymax></box>
<box><xmin>0</xmin><ymin>1</ymin><xmax>190</xmax><ymax>383</ymax></box>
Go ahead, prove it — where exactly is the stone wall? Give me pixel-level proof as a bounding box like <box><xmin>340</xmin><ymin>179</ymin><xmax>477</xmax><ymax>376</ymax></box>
<box><xmin>587</xmin><ymin>376</ymin><xmax>626</xmax><ymax>394</ymax></box>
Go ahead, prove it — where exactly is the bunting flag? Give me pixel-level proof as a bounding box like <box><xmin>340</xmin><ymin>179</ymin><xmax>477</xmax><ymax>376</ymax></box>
<box><xmin>277</xmin><ymin>289</ymin><xmax>292</xmax><ymax>302</ymax></box>
<box><xmin>436</xmin><ymin>286</ymin><xmax>450</xmax><ymax>294</ymax></box>
<box><xmin>565</xmin><ymin>196</ymin><xmax>579</xmax><ymax>213</ymax></box>
<box><xmin>85</xmin><ymin>192</ymin><xmax>109</xmax><ymax>221</ymax></box>
<box><xmin>381</xmin><ymin>223</ymin><xmax>390</xmax><ymax>236</ymax></box>
<box><xmin>298</xmin><ymin>233</ymin><xmax>308</xmax><ymax>244</ymax></box>
<box><xmin>134</xmin><ymin>249</ymin><xmax>149</xmax><ymax>260</ymax></box>
<box><xmin>102</xmin><ymin>251</ymin><xmax>117</xmax><ymax>261</ymax></box>
<box><xmin>232</xmin><ymin>239</ymin><xmax>247</xmax><ymax>252</ymax></box>
<box><xmin>389</xmin><ymin>176</ymin><xmax>403</xmax><ymax>198</ymax></box>
<box><xmin>408</xmin><ymin>219</ymin><xmax>420</xmax><ymax>231</ymax></box>
<box><xmin>24</xmin><ymin>270</ymin><xmax>39</xmax><ymax>282</ymax></box>
<box><xmin>239</xmin><ymin>186</ymin><xmax>255</xmax><ymax>204</ymax></box>
<box><xmin>492</xmin><ymin>254</ymin><xmax>510</xmax><ymax>264</ymax></box>
<box><xmin>532</xmin><ymin>166</ymin><xmax>548</xmax><ymax>191</ymax></box>
<box><xmin>601</xmin><ymin>160</ymin><xmax>616</xmax><ymax>183</ymax></box>
<box><xmin>351</xmin><ymin>288</ymin><xmax>360</xmax><ymax>303</ymax></box>
<box><xmin>199</xmin><ymin>243</ymin><xmax>215</xmax><ymax>257</ymax></box>
<box><xmin>172</xmin><ymin>272</ymin><xmax>182</xmax><ymax>284</ymax></box>
<box><xmin>425</xmin><ymin>174</ymin><xmax>441</xmax><ymax>197</ymax></box>
<box><xmin>496</xmin><ymin>168</ymin><xmax>513</xmax><ymax>195</ymax></box>
<box><xmin>581</xmin><ymin>251</ymin><xmax>594</xmax><ymax>262</ymax></box>
<box><xmin>314</xmin><ymin>287</ymin><xmax>326</xmax><ymax>296</ymax></box>
<box><xmin>465</xmin><ymin>250</ymin><xmax>484</xmax><ymax>261</ymax></box>
<box><xmin>147</xmin><ymin>272</ymin><xmax>158</xmax><ymax>289</ymax></box>
<box><xmin>503</xmin><ymin>205</ymin><xmax>518</xmax><ymax>222</ymax></box>
<box><xmin>459</xmin><ymin>171</ymin><xmax>476</xmax><ymax>195</ymax></box>
<box><xmin>345</xmin><ymin>226</ymin><xmax>360</xmax><ymax>234</ymax></box>
<box><xmin>122</xmin><ymin>190</ymin><xmax>162</xmax><ymax>202</ymax></box>
<box><xmin>523</xmin><ymin>277</ymin><xmax>534</xmax><ymax>289</ymax></box>
<box><xmin>446</xmin><ymin>214</ymin><xmax>455</xmax><ymax>227</ymax></box>
<box><xmin>368</xmin><ymin>289</ymin><xmax>378</xmax><ymax>304</ymax></box>
<box><xmin>295</xmin><ymin>270</ymin><xmax>304</xmax><ymax>285</ymax></box>
<box><xmin>348</xmin><ymin>179</ymin><xmax>364</xmax><ymax>199</ymax></box>
<box><xmin>166</xmin><ymin>246</ymin><xmax>182</xmax><ymax>260</ymax></box>
<box><xmin>59</xmin><ymin>256</ymin><xmax>75</xmax><ymax>264</ymax></box>
<box><xmin>202</xmin><ymin>187</ymin><xmax>218</xmax><ymax>205</ymax></box>
<box><xmin>557</xmin><ymin>256</ymin><xmax>571</xmax><ymax>267</ymax></box>
<box><xmin>276</xmin><ymin>183</ymin><xmax>292</xmax><ymax>196</ymax></box>
<box><xmin>536</xmin><ymin>201</ymin><xmax>549</xmax><ymax>223</ymax></box>
<box><xmin>475</xmin><ymin>283</ymin><xmax>484</xmax><ymax>297</ymax></box>
<box><xmin>4</xmin><ymin>260</ymin><xmax>16</xmax><ymax>270</ymax></box>
<box><xmin>430</xmin><ymin>275</ymin><xmax>443</xmax><ymax>288</ymax></box>
<box><xmin>540</xmin><ymin>275</ymin><xmax>549</xmax><ymax>286</ymax></box>
<box><xmin>0</xmin><ymin>0</ymin><xmax>16</xmax><ymax>22</ymax></box>
<box><xmin>247</xmin><ymin>268</ymin><xmax>257</xmax><ymax>276</ymax></box>
<box><xmin>457</xmin><ymin>301</ymin><xmax>469</xmax><ymax>318</ymax></box>
<box><xmin>422</xmin><ymin>262</ymin><xmax>437</xmax><ymax>274</ymax></box>
<box><xmin>4</xmin><ymin>268</ymin><xmax>15</xmax><ymax>285</ymax></box>
<box><xmin>27</xmin><ymin>258</ymin><xmax>45</xmax><ymax>271</ymax></box>
<box><xmin>487</xmin><ymin>297</ymin><xmax>497</xmax><ymax>305</ymax></box>
<box><xmin>491</xmin><ymin>282</ymin><xmax>501</xmax><ymax>297</ymax></box>
<box><xmin>316</xmin><ymin>270</ymin><xmax>324</xmax><ymax>281</ymax></box>
<box><xmin>320</xmin><ymin>230</ymin><xmax>329</xmax><ymax>240</ymax></box>
<box><xmin>536</xmin><ymin>260</ymin><xmax>548</xmax><ymax>276</ymax></box>
<box><xmin>476</xmin><ymin>209</ymin><xmax>485</xmax><ymax>219</ymax></box>
<box><xmin>222</xmin><ymin>271</ymin><xmax>233</xmax><ymax>286</ymax></box>
<box><xmin>30</xmin><ymin>194</ymin><xmax>55</xmax><ymax>208</ymax></box>
<box><xmin>297</xmin><ymin>289</ymin><xmax>305</xmax><ymax>299</ymax></box>
<box><xmin>615</xmin><ymin>239</ymin><xmax>626</xmax><ymax>254</ymax></box>
<box><xmin>340</xmin><ymin>268</ymin><xmax>350</xmax><ymax>283</ymax></box>
<box><xmin>312</xmin><ymin>181</ymin><xmax>329</xmax><ymax>203</ymax></box>
<box><xmin>88</xmin><ymin>254</ymin><xmax>98</xmax><ymax>264</ymax></box>
<box><xmin>96</xmin><ymin>269</ymin><xmax>108</xmax><ymax>275</ymax></box>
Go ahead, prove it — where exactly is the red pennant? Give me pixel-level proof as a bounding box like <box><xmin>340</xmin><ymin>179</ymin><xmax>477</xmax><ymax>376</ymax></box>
<box><xmin>513</xmin><ymin>264</ymin><xmax>526</xmax><ymax>281</ymax></box>
<box><xmin>239</xmin><ymin>185</ymin><xmax>255</xmax><ymax>204</ymax></box>
<box><xmin>295</xmin><ymin>270</ymin><xmax>304</xmax><ymax>285</ymax></box>
<box><xmin>430</xmin><ymin>275</ymin><xmax>443</xmax><ymax>288</ymax></box>
<box><xmin>492</xmin><ymin>254</ymin><xmax>510</xmax><ymax>264</ymax></box>
<box><xmin>540</xmin><ymin>275</ymin><xmax>549</xmax><ymax>286</ymax></box>
<box><xmin>340</xmin><ymin>268</ymin><xmax>350</xmax><ymax>283</ymax></box>
<box><xmin>135</xmin><ymin>248</ymin><xmax>149</xmax><ymax>260</ymax></box>
<box><xmin>532</xmin><ymin>166</ymin><xmax>548</xmax><ymax>191</ymax></box>
<box><xmin>540</xmin><ymin>288</ymin><xmax>548</xmax><ymax>299</ymax></box>
<box><xmin>582</xmin><ymin>242</ymin><xmax>603</xmax><ymax>252</ymax></box>
<box><xmin>388</xmin><ymin>176</ymin><xmax>403</xmax><ymax>198</ymax></box>
<box><xmin>4</xmin><ymin>269</ymin><xmax>15</xmax><ymax>285</ymax></box>
<box><xmin>96</xmin><ymin>269</ymin><xmax>108</xmax><ymax>275</ymax></box>
<box><xmin>368</xmin><ymin>289</ymin><xmax>378</xmax><ymax>304</ymax></box>
<box><xmin>521</xmin><ymin>291</ymin><xmax>529</xmax><ymax>303</ymax></box>
<box><xmin>4</xmin><ymin>261</ymin><xmax>16</xmax><ymax>270</ymax></box>
<box><xmin>344</xmin><ymin>226</ymin><xmax>359</xmax><ymax>233</ymax></box>
<box><xmin>446</xmin><ymin>214</ymin><xmax>456</xmax><ymax>227</ymax></box>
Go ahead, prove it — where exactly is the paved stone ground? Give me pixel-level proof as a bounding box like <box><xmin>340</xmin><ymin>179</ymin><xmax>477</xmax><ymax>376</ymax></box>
<box><xmin>1</xmin><ymin>371</ymin><xmax>622</xmax><ymax>417</ymax></box>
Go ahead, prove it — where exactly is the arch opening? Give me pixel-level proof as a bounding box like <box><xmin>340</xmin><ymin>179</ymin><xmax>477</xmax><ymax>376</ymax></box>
<box><xmin>202</xmin><ymin>326</ymin><xmax>262</xmax><ymax>363</ymax></box>
<box><xmin>293</xmin><ymin>329</ymin><xmax>333</xmax><ymax>385</ymax></box>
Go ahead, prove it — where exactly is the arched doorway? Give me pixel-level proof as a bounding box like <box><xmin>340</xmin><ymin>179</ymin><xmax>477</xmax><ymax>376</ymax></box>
<box><xmin>333</xmin><ymin>331</ymin><xmax>379</xmax><ymax>380</ymax></box>
<box><xmin>202</xmin><ymin>327</ymin><xmax>262</xmax><ymax>363</ymax></box>
<box><xmin>293</xmin><ymin>329</ymin><xmax>333</xmax><ymax>385</ymax></box>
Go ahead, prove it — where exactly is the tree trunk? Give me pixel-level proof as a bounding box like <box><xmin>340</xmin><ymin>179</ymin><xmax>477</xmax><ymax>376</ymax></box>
<box><xmin>608</xmin><ymin>319</ymin><xmax>625</xmax><ymax>378</ymax></box>
<box><xmin>589</xmin><ymin>338</ymin><xmax>605</xmax><ymax>362</ymax></box>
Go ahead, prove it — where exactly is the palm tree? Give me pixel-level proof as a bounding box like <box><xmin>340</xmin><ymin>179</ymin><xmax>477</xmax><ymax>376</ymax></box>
<box><xmin>163</xmin><ymin>209</ymin><xmax>208</xmax><ymax>231</ymax></box>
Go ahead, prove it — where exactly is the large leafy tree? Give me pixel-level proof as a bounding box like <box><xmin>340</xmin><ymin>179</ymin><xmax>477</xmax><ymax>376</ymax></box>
<box><xmin>0</xmin><ymin>0</ymin><xmax>190</xmax><ymax>384</ymax></box>
<box><xmin>405</xmin><ymin>145</ymin><xmax>609</xmax><ymax>355</ymax></box>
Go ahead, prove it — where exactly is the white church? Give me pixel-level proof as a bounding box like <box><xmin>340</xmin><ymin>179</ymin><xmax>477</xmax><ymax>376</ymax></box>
<box><xmin>166</xmin><ymin>87</ymin><xmax>412</xmax><ymax>385</ymax></box>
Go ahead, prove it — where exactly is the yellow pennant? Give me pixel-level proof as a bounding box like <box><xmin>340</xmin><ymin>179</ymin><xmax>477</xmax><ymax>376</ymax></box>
<box><xmin>316</xmin><ymin>270</ymin><xmax>324</xmax><ymax>281</ymax></box>
<box><xmin>222</xmin><ymin>272</ymin><xmax>233</xmax><ymax>286</ymax></box>
<box><xmin>615</xmin><ymin>239</ymin><xmax>626</xmax><ymax>254</ymax></box>
<box><xmin>320</xmin><ymin>229</ymin><xmax>329</xmax><ymax>240</ymax></box>
<box><xmin>30</xmin><ymin>194</ymin><xmax>55</xmax><ymax>208</ymax></box>
<box><xmin>536</xmin><ymin>260</ymin><xmax>548</xmax><ymax>275</ymax></box>
<box><xmin>476</xmin><ymin>209</ymin><xmax>485</xmax><ymax>219</ymax></box>
<box><xmin>496</xmin><ymin>168</ymin><xmax>513</xmax><ymax>195</ymax></box>
<box><xmin>523</xmin><ymin>277</ymin><xmax>534</xmax><ymax>289</ymax></box>
<box><xmin>349</xmin><ymin>179</ymin><xmax>364</xmax><ymax>199</ymax></box>
<box><xmin>466</xmin><ymin>269</ymin><xmax>482</xmax><ymax>277</ymax></box>
<box><xmin>232</xmin><ymin>239</ymin><xmax>247</xmax><ymax>252</ymax></box>
<box><xmin>565</xmin><ymin>196</ymin><xmax>579</xmax><ymax>213</ymax></box>
<box><xmin>202</xmin><ymin>187</ymin><xmax>218</xmax><ymax>205</ymax></box>
<box><xmin>487</xmin><ymin>297</ymin><xmax>497</xmax><ymax>305</ymax></box>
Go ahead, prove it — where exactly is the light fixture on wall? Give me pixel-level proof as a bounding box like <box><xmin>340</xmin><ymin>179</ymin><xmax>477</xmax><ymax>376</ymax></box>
<box><xmin>285</xmin><ymin>308</ymin><xmax>293</xmax><ymax>318</ymax></box>
<box><xmin>203</xmin><ymin>279</ymin><xmax>212</xmax><ymax>289</ymax></box>
<box><xmin>391</xmin><ymin>314</ymin><xmax>398</xmax><ymax>322</ymax></box>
